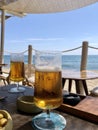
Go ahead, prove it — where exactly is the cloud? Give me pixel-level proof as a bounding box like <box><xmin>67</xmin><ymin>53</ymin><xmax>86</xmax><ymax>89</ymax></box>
<box><xmin>6</xmin><ymin>37</ymin><xmax>65</xmax><ymax>44</ymax></box>
<box><xmin>6</xmin><ymin>39</ymin><xmax>26</xmax><ymax>44</ymax></box>
<box><xmin>27</xmin><ymin>37</ymin><xmax>65</xmax><ymax>41</ymax></box>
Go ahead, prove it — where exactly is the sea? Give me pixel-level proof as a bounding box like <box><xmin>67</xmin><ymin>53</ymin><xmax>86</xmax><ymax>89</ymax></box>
<box><xmin>3</xmin><ymin>55</ymin><xmax>98</xmax><ymax>71</ymax></box>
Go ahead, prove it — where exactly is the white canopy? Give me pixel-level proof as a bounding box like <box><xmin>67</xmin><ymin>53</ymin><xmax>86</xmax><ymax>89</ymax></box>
<box><xmin>0</xmin><ymin>0</ymin><xmax>98</xmax><ymax>16</ymax></box>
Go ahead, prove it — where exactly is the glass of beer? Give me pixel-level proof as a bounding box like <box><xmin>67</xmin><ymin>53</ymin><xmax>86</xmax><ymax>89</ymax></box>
<box><xmin>9</xmin><ymin>53</ymin><xmax>25</xmax><ymax>93</ymax></box>
<box><xmin>32</xmin><ymin>50</ymin><xmax>66</xmax><ymax>130</ymax></box>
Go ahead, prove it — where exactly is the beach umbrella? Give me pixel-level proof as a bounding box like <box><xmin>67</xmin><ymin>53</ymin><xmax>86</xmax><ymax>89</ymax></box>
<box><xmin>0</xmin><ymin>0</ymin><xmax>98</xmax><ymax>15</ymax></box>
<box><xmin>0</xmin><ymin>0</ymin><xmax>98</xmax><ymax>64</ymax></box>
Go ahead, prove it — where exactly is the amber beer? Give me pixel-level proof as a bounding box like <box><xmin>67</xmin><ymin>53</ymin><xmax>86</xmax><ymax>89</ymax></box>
<box><xmin>34</xmin><ymin>69</ymin><xmax>63</xmax><ymax>110</ymax></box>
<box><xmin>10</xmin><ymin>61</ymin><xmax>25</xmax><ymax>82</ymax></box>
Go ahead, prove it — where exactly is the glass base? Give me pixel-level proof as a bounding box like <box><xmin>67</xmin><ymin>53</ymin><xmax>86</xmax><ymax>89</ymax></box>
<box><xmin>9</xmin><ymin>86</ymin><xmax>25</xmax><ymax>93</ymax></box>
<box><xmin>32</xmin><ymin>112</ymin><xmax>66</xmax><ymax>130</ymax></box>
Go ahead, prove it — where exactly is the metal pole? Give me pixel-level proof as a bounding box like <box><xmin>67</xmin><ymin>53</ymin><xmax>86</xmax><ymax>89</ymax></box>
<box><xmin>0</xmin><ymin>9</ymin><xmax>5</xmax><ymax>64</ymax></box>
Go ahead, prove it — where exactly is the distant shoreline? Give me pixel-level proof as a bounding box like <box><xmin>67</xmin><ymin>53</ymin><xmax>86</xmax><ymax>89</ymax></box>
<box><xmin>2</xmin><ymin>55</ymin><xmax>98</xmax><ymax>71</ymax></box>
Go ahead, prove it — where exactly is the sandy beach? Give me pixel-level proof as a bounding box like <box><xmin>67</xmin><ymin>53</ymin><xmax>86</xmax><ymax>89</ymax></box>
<box><xmin>63</xmin><ymin>70</ymin><xmax>98</xmax><ymax>94</ymax></box>
<box><xmin>63</xmin><ymin>76</ymin><xmax>98</xmax><ymax>94</ymax></box>
<box><xmin>0</xmin><ymin>67</ymin><xmax>98</xmax><ymax>95</ymax></box>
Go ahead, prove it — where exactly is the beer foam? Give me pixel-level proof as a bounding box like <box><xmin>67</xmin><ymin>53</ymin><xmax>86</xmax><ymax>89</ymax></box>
<box><xmin>36</xmin><ymin>66</ymin><xmax>61</xmax><ymax>72</ymax></box>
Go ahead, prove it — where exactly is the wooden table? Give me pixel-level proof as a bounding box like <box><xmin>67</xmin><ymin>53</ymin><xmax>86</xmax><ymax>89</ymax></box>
<box><xmin>0</xmin><ymin>64</ymin><xmax>8</xmax><ymax>73</ymax></box>
<box><xmin>0</xmin><ymin>84</ymin><xmax>98</xmax><ymax>130</ymax></box>
<box><xmin>62</xmin><ymin>70</ymin><xmax>98</xmax><ymax>95</ymax></box>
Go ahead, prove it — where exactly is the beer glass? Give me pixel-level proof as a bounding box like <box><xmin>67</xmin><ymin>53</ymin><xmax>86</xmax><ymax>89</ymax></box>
<box><xmin>9</xmin><ymin>53</ymin><xmax>25</xmax><ymax>93</ymax></box>
<box><xmin>32</xmin><ymin>51</ymin><xmax>66</xmax><ymax>130</ymax></box>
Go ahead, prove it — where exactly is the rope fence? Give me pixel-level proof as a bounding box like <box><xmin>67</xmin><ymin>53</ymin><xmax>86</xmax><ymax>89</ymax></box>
<box><xmin>3</xmin><ymin>42</ymin><xmax>98</xmax><ymax>69</ymax></box>
<box><xmin>4</xmin><ymin>49</ymin><xmax>28</xmax><ymax>54</ymax></box>
<box><xmin>62</xmin><ymin>46</ymin><xmax>82</xmax><ymax>53</ymax></box>
<box><xmin>31</xmin><ymin>45</ymin><xmax>98</xmax><ymax>53</ymax></box>
<box><xmin>88</xmin><ymin>46</ymin><xmax>98</xmax><ymax>50</ymax></box>
<box><xmin>4</xmin><ymin>45</ymin><xmax>98</xmax><ymax>55</ymax></box>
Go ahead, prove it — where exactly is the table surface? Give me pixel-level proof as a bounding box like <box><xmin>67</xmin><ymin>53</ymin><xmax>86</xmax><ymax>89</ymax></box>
<box><xmin>0</xmin><ymin>84</ymin><xmax>98</xmax><ymax>130</ymax></box>
<box><xmin>62</xmin><ymin>70</ymin><xmax>98</xmax><ymax>80</ymax></box>
<box><xmin>0</xmin><ymin>64</ymin><xmax>7</xmax><ymax>66</ymax></box>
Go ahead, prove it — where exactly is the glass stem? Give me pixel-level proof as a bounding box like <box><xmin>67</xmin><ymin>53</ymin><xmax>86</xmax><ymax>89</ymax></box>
<box><xmin>46</xmin><ymin>109</ymin><xmax>50</xmax><ymax>119</ymax></box>
<box><xmin>16</xmin><ymin>82</ymin><xmax>19</xmax><ymax>90</ymax></box>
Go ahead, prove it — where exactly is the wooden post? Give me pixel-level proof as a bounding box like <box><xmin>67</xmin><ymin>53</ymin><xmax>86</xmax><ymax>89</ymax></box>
<box><xmin>28</xmin><ymin>45</ymin><xmax>32</xmax><ymax>65</ymax></box>
<box><xmin>0</xmin><ymin>9</ymin><xmax>5</xmax><ymax>64</ymax></box>
<box><xmin>80</xmin><ymin>41</ymin><xmax>88</xmax><ymax>95</ymax></box>
<box><xmin>80</xmin><ymin>41</ymin><xmax>88</xmax><ymax>71</ymax></box>
<box><xmin>27</xmin><ymin>45</ymin><xmax>33</xmax><ymax>77</ymax></box>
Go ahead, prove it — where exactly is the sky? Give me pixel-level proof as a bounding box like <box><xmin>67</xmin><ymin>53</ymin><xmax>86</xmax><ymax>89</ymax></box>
<box><xmin>3</xmin><ymin>2</ymin><xmax>98</xmax><ymax>55</ymax></box>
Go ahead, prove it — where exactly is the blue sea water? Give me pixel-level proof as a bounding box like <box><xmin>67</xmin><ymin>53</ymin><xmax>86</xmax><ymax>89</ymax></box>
<box><xmin>3</xmin><ymin>55</ymin><xmax>98</xmax><ymax>71</ymax></box>
<box><xmin>62</xmin><ymin>55</ymin><xmax>98</xmax><ymax>70</ymax></box>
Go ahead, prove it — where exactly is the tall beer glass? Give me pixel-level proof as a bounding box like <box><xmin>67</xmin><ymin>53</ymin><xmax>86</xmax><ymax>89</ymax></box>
<box><xmin>32</xmin><ymin>51</ymin><xmax>66</xmax><ymax>130</ymax></box>
<box><xmin>9</xmin><ymin>53</ymin><xmax>25</xmax><ymax>93</ymax></box>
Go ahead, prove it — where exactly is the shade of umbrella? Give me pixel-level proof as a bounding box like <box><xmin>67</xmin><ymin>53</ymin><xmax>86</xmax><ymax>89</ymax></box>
<box><xmin>0</xmin><ymin>0</ymin><xmax>98</xmax><ymax>15</ymax></box>
<box><xmin>0</xmin><ymin>0</ymin><xmax>98</xmax><ymax>64</ymax></box>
